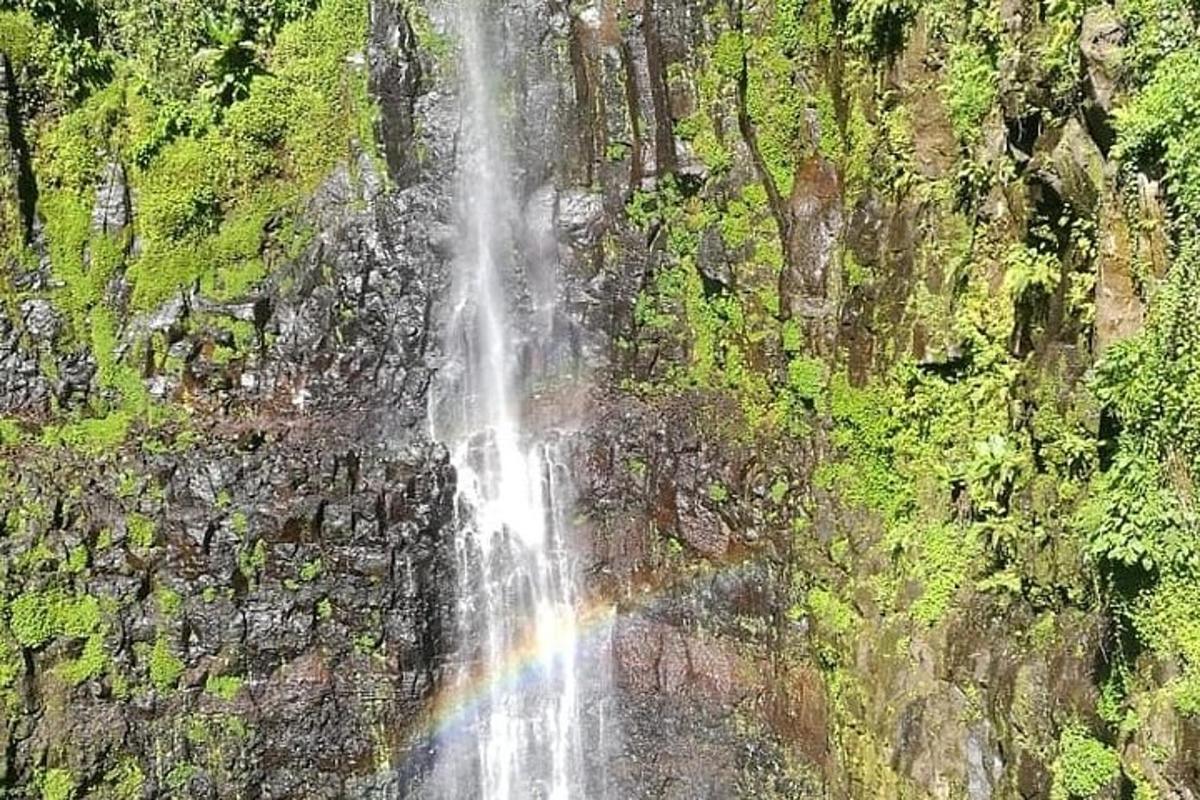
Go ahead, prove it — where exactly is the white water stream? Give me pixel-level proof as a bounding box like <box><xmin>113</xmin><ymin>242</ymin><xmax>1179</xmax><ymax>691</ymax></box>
<box><xmin>425</xmin><ymin>2</ymin><xmax>609</xmax><ymax>798</ymax></box>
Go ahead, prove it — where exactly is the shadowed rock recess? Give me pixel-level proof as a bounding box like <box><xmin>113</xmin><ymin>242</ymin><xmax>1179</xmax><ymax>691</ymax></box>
<box><xmin>0</xmin><ymin>0</ymin><xmax>1199</xmax><ymax>798</ymax></box>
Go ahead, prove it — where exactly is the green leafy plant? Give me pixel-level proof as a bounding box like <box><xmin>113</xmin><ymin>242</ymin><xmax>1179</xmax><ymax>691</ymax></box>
<box><xmin>845</xmin><ymin>0</ymin><xmax>918</xmax><ymax>55</ymax></box>
<box><xmin>197</xmin><ymin>12</ymin><xmax>260</xmax><ymax>104</ymax></box>
<box><xmin>1115</xmin><ymin>46</ymin><xmax>1200</xmax><ymax>224</ymax></box>
<box><xmin>944</xmin><ymin>41</ymin><xmax>997</xmax><ymax>144</ymax></box>
<box><xmin>205</xmin><ymin>673</ymin><xmax>244</xmax><ymax>700</ymax></box>
<box><xmin>1051</xmin><ymin>722</ymin><xmax>1120</xmax><ymax>799</ymax></box>
<box><xmin>968</xmin><ymin>435</ymin><xmax>1025</xmax><ymax>514</ymax></box>
<box><xmin>1004</xmin><ymin>244</ymin><xmax>1061</xmax><ymax>302</ymax></box>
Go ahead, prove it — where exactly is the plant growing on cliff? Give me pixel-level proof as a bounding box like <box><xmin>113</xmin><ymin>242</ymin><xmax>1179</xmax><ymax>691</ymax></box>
<box><xmin>1051</xmin><ymin>722</ymin><xmax>1120</xmax><ymax>799</ymax></box>
<box><xmin>146</xmin><ymin>634</ymin><xmax>184</xmax><ymax>690</ymax></box>
<box><xmin>1004</xmin><ymin>244</ymin><xmax>1061</xmax><ymax>303</ymax></box>
<box><xmin>197</xmin><ymin>11</ymin><xmax>260</xmax><ymax>104</ymax></box>
<box><xmin>103</xmin><ymin>757</ymin><xmax>145</xmax><ymax>800</ymax></box>
<box><xmin>205</xmin><ymin>673</ymin><xmax>244</xmax><ymax>700</ymax></box>
<box><xmin>845</xmin><ymin>0</ymin><xmax>918</xmax><ymax>55</ymax></box>
<box><xmin>944</xmin><ymin>41</ymin><xmax>998</xmax><ymax>144</ymax></box>
<box><xmin>39</xmin><ymin>767</ymin><xmax>76</xmax><ymax>800</ymax></box>
<box><xmin>1115</xmin><ymin>46</ymin><xmax>1200</xmax><ymax>224</ymax></box>
<box><xmin>967</xmin><ymin>434</ymin><xmax>1025</xmax><ymax>514</ymax></box>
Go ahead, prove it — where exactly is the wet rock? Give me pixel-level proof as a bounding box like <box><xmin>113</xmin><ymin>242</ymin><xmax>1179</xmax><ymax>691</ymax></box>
<box><xmin>696</xmin><ymin>227</ymin><xmax>733</xmax><ymax>291</ymax></box>
<box><xmin>614</xmin><ymin>616</ymin><xmax>745</xmax><ymax>707</ymax></box>
<box><xmin>673</xmin><ymin>488</ymin><xmax>730</xmax><ymax>558</ymax></box>
<box><xmin>555</xmin><ymin>189</ymin><xmax>606</xmax><ymax>248</ymax></box>
<box><xmin>894</xmin><ymin>14</ymin><xmax>959</xmax><ymax>180</ymax></box>
<box><xmin>369</xmin><ymin>0</ymin><xmax>424</xmax><ymax>187</ymax></box>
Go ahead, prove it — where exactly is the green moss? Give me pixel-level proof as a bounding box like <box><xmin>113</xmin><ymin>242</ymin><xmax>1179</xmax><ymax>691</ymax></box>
<box><xmin>238</xmin><ymin>539</ymin><xmax>267</xmax><ymax>578</ymax></box>
<box><xmin>805</xmin><ymin>586</ymin><xmax>858</xmax><ymax>638</ymax></box>
<box><xmin>901</xmin><ymin>522</ymin><xmax>985</xmax><ymax>626</ymax></box>
<box><xmin>204</xmin><ymin>673</ymin><xmax>244</xmax><ymax>701</ymax></box>
<box><xmin>39</xmin><ymin>412</ymin><xmax>134</xmax><ymax>456</ymax></box>
<box><xmin>7</xmin><ymin>590</ymin><xmax>102</xmax><ymax>648</ymax></box>
<box><xmin>299</xmin><ymin>558</ymin><xmax>322</xmax><ymax>582</ymax></box>
<box><xmin>706</xmin><ymin>482</ymin><xmax>730</xmax><ymax>503</ymax></box>
<box><xmin>0</xmin><ymin>636</ymin><xmax>24</xmax><ymax>689</ymax></box>
<box><xmin>147</xmin><ymin>634</ymin><xmax>184</xmax><ymax>691</ymax></box>
<box><xmin>40</xmin><ymin>768</ymin><xmax>76</xmax><ymax>800</ymax></box>
<box><xmin>165</xmin><ymin>762</ymin><xmax>197</xmax><ymax>791</ymax></box>
<box><xmin>676</xmin><ymin>112</ymin><xmax>731</xmax><ymax>174</ymax></box>
<box><xmin>10</xmin><ymin>592</ymin><xmax>54</xmax><ymax>648</ymax></box>
<box><xmin>155</xmin><ymin>586</ymin><xmax>182</xmax><ymax>618</ymax></box>
<box><xmin>127</xmin><ymin>513</ymin><xmax>156</xmax><ymax>549</ymax></box>
<box><xmin>65</xmin><ymin>544</ymin><xmax>88</xmax><ymax>573</ymax></box>
<box><xmin>105</xmin><ymin>757</ymin><xmax>145</xmax><ymax>800</ymax></box>
<box><xmin>0</xmin><ymin>418</ymin><xmax>24</xmax><ymax>446</ymax></box>
<box><xmin>55</xmin><ymin>634</ymin><xmax>108</xmax><ymax>685</ymax></box>
<box><xmin>57</xmin><ymin>594</ymin><xmax>100</xmax><ymax>638</ymax></box>
<box><xmin>787</xmin><ymin>356</ymin><xmax>827</xmax><ymax>406</ymax></box>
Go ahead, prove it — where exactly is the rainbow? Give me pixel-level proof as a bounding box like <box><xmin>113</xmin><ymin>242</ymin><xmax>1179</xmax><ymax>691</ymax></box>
<box><xmin>399</xmin><ymin>554</ymin><xmax>765</xmax><ymax>756</ymax></box>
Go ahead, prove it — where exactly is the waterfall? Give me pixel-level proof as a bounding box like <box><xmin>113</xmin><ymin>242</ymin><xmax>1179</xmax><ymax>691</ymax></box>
<box><xmin>424</xmin><ymin>1</ymin><xmax>611</xmax><ymax>798</ymax></box>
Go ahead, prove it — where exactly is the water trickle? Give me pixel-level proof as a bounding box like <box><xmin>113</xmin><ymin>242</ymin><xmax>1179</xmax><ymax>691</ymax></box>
<box><xmin>426</xmin><ymin>2</ymin><xmax>611</xmax><ymax>798</ymax></box>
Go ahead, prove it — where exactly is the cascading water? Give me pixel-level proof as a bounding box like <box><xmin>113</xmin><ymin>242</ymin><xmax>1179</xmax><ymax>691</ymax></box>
<box><xmin>424</xmin><ymin>1</ymin><xmax>612</xmax><ymax>798</ymax></box>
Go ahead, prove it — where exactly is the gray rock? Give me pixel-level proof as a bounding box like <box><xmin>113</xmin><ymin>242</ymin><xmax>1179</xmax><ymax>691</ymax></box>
<box><xmin>90</xmin><ymin>161</ymin><xmax>131</xmax><ymax>236</ymax></box>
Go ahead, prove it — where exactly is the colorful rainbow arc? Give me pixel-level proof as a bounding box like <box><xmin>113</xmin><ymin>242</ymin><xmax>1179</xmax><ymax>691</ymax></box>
<box><xmin>401</xmin><ymin>555</ymin><xmax>764</xmax><ymax>754</ymax></box>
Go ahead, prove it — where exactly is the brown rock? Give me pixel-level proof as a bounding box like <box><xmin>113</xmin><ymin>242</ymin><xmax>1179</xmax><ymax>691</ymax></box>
<box><xmin>1136</xmin><ymin>173</ymin><xmax>1171</xmax><ymax>279</ymax></box>
<box><xmin>676</xmin><ymin>496</ymin><xmax>730</xmax><ymax>558</ymax></box>
<box><xmin>613</xmin><ymin>616</ymin><xmax>746</xmax><ymax>707</ymax></box>
<box><xmin>781</xmin><ymin>156</ymin><xmax>843</xmax><ymax>321</ymax></box>
<box><xmin>1081</xmin><ymin>7</ymin><xmax>1125</xmax><ymax>114</ymax></box>
<box><xmin>1095</xmin><ymin>190</ymin><xmax>1145</xmax><ymax>353</ymax></box>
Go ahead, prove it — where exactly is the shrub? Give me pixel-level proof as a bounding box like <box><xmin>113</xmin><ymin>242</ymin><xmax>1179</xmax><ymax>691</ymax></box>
<box><xmin>845</xmin><ymin>0</ymin><xmax>918</xmax><ymax>55</ymax></box>
<box><xmin>944</xmin><ymin>41</ymin><xmax>998</xmax><ymax>144</ymax></box>
<box><xmin>1052</xmin><ymin>722</ymin><xmax>1120</xmax><ymax>799</ymax></box>
<box><xmin>1115</xmin><ymin>47</ymin><xmax>1200</xmax><ymax>224</ymax></box>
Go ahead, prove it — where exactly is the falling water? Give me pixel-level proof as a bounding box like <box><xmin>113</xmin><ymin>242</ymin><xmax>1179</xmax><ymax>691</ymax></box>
<box><xmin>425</xmin><ymin>1</ymin><xmax>609</xmax><ymax>798</ymax></box>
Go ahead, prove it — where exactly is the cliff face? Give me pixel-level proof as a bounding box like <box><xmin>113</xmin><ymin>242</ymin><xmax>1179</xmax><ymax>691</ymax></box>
<box><xmin>1</xmin><ymin>0</ymin><xmax>1199</xmax><ymax>798</ymax></box>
